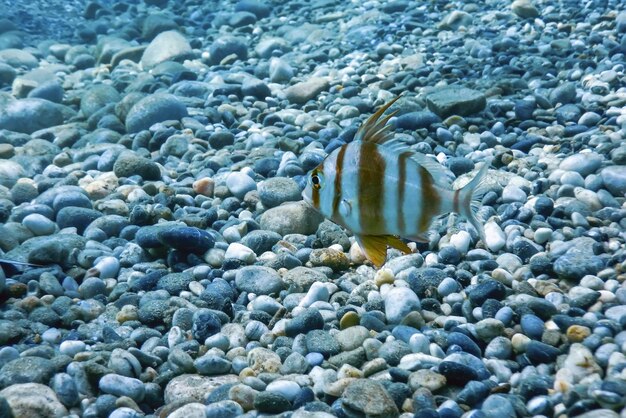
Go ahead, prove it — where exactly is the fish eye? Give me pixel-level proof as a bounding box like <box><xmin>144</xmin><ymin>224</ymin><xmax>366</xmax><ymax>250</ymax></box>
<box><xmin>311</xmin><ymin>172</ymin><xmax>323</xmax><ymax>189</ymax></box>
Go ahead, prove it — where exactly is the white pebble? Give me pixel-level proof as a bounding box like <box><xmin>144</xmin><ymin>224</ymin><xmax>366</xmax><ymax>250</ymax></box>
<box><xmin>93</xmin><ymin>256</ymin><xmax>120</xmax><ymax>280</ymax></box>
<box><xmin>502</xmin><ymin>185</ymin><xmax>527</xmax><ymax>203</ymax></box>
<box><xmin>59</xmin><ymin>340</ymin><xmax>86</xmax><ymax>357</ymax></box>
<box><xmin>450</xmin><ymin>231</ymin><xmax>471</xmax><ymax>254</ymax></box>
<box><xmin>534</xmin><ymin>228</ymin><xmax>552</xmax><ymax>245</ymax></box>
<box><xmin>224</xmin><ymin>243</ymin><xmax>256</xmax><ymax>264</ymax></box>
<box><xmin>299</xmin><ymin>282</ymin><xmax>330</xmax><ymax>308</ymax></box>
<box><xmin>226</xmin><ymin>171</ymin><xmax>257</xmax><ymax>198</ymax></box>
<box><xmin>484</xmin><ymin>221</ymin><xmax>505</xmax><ymax>252</ymax></box>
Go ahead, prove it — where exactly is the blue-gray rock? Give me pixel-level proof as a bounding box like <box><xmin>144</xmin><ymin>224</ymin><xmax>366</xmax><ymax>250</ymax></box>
<box><xmin>51</xmin><ymin>373</ymin><xmax>79</xmax><ymax>407</ymax></box>
<box><xmin>209</xmin><ymin>131</ymin><xmax>234</xmax><ymax>149</ymax></box>
<box><xmin>27</xmin><ymin>81</ymin><xmax>64</xmax><ymax>103</ymax></box>
<box><xmin>204</xmin><ymin>400</ymin><xmax>244</xmax><ymax>418</ymax></box>
<box><xmin>22</xmin><ymin>213</ymin><xmax>55</xmax><ymax>235</ymax></box>
<box><xmin>208</xmin><ymin>36</ymin><xmax>248</xmax><ymax>65</ymax></box>
<box><xmin>549</xmin><ymin>82</ymin><xmax>576</xmax><ymax>105</ymax></box>
<box><xmin>157</xmin><ymin>226</ymin><xmax>214</xmax><ymax>253</ymax></box>
<box><xmin>438</xmin><ymin>360</ymin><xmax>478</xmax><ymax>385</ymax></box>
<box><xmin>241</xmin><ymin>230</ymin><xmax>281</xmax><ymax>254</ymax></box>
<box><xmin>378</xmin><ymin>340</ymin><xmax>412</xmax><ymax>366</ymax></box>
<box><xmin>80</xmin><ymin>84</ymin><xmax>121</xmax><ymax>118</ymax></box>
<box><xmin>141</xmin><ymin>14</ymin><xmax>179</xmax><ymax>40</ymax></box>
<box><xmin>553</xmin><ymin>251</ymin><xmax>604</xmax><ymax>281</ymax></box>
<box><xmin>56</xmin><ymin>207</ymin><xmax>102</xmax><ymax>234</ymax></box>
<box><xmin>78</xmin><ymin>277</ymin><xmax>107</xmax><ymax>299</ymax></box>
<box><xmin>195</xmin><ymin>355</ymin><xmax>231</xmax><ymax>375</ymax></box>
<box><xmin>260</xmin><ymin>201</ymin><xmax>325</xmax><ymax>236</ymax></box>
<box><xmin>269</xmin><ymin>57</ymin><xmax>293</xmax><ymax>83</ymax></box>
<box><xmin>0</xmin><ymin>356</ymin><xmax>55</xmax><ymax>389</ymax></box>
<box><xmin>99</xmin><ymin>374</ymin><xmax>145</xmax><ymax>402</ymax></box>
<box><xmin>447</xmin><ymin>332</ymin><xmax>482</xmax><ymax>358</ymax></box>
<box><xmin>225</xmin><ymin>172</ymin><xmax>257</xmax><ymax>199</ymax></box>
<box><xmin>258</xmin><ymin>177</ymin><xmax>302</xmax><ymax>208</ymax></box>
<box><xmin>0</xmin><ymin>48</ymin><xmax>38</xmax><ymax>68</ymax></box>
<box><xmin>305</xmin><ymin>330</ymin><xmax>341</xmax><ymax>358</ymax></box>
<box><xmin>341</xmin><ymin>380</ymin><xmax>399</xmax><ymax>417</ymax></box>
<box><xmin>192</xmin><ymin>309</ymin><xmax>222</xmax><ymax>341</ymax></box>
<box><xmin>393</xmin><ymin>111</ymin><xmax>441</xmax><ymax>130</ymax></box>
<box><xmin>113</xmin><ymin>151</ymin><xmax>161</xmax><ymax>180</ymax></box>
<box><xmin>254</xmin><ymin>391</ymin><xmax>291</xmax><ymax>413</ymax></box>
<box><xmin>140</xmin><ymin>30</ymin><xmax>193</xmax><ymax>68</ymax></box>
<box><xmin>157</xmin><ymin>272</ymin><xmax>194</xmax><ymax>295</ymax></box>
<box><xmin>285</xmin><ymin>77</ymin><xmax>329</xmax><ymax>104</ymax></box>
<box><xmin>601</xmin><ymin>166</ymin><xmax>626</xmax><ymax>196</ymax></box>
<box><xmin>526</xmin><ymin>341</ymin><xmax>560</xmax><ymax>364</ymax></box>
<box><xmin>407</xmin><ymin>268</ymin><xmax>446</xmax><ymax>298</ymax></box>
<box><xmin>559</xmin><ymin>152</ymin><xmax>604</xmax><ymax>177</ymax></box>
<box><xmin>235</xmin><ymin>266</ymin><xmax>284</xmax><ymax>295</ymax></box>
<box><xmin>236</xmin><ymin>0</ymin><xmax>270</xmax><ymax>18</ymax></box>
<box><xmin>384</xmin><ymin>287</ymin><xmax>421</xmax><ymax>324</ymax></box>
<box><xmin>481</xmin><ymin>394</ymin><xmax>516</xmax><ymax>418</ymax></box>
<box><xmin>555</xmin><ymin>104</ymin><xmax>582</xmax><ymax>124</ymax></box>
<box><xmin>0</xmin><ymin>98</ymin><xmax>64</xmax><ymax>134</ymax></box>
<box><xmin>285</xmin><ymin>308</ymin><xmax>324</xmax><ymax>338</ymax></box>
<box><xmin>242</xmin><ymin>78</ymin><xmax>270</xmax><ymax>99</ymax></box>
<box><xmin>52</xmin><ymin>191</ymin><xmax>92</xmax><ymax>213</ymax></box>
<box><xmin>468</xmin><ymin>279</ymin><xmax>507</xmax><ymax>305</ymax></box>
<box><xmin>138</xmin><ymin>299</ymin><xmax>169</xmax><ymax>325</ymax></box>
<box><xmin>125</xmin><ymin>93</ymin><xmax>188</xmax><ymax>133</ymax></box>
<box><xmin>520</xmin><ymin>314</ymin><xmax>544</xmax><ymax>340</ymax></box>
<box><xmin>425</xmin><ymin>86</ymin><xmax>486</xmax><ymax>117</ymax></box>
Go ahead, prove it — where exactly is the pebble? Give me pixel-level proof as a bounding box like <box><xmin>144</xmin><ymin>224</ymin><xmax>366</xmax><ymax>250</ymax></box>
<box><xmin>99</xmin><ymin>374</ymin><xmax>145</xmax><ymax>402</ymax></box>
<box><xmin>384</xmin><ymin>287</ymin><xmax>421</xmax><ymax>324</ymax></box>
<box><xmin>226</xmin><ymin>171</ymin><xmax>257</xmax><ymax>199</ymax></box>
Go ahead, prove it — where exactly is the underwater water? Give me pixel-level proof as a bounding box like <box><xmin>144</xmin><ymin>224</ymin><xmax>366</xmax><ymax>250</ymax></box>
<box><xmin>0</xmin><ymin>0</ymin><xmax>626</xmax><ymax>416</ymax></box>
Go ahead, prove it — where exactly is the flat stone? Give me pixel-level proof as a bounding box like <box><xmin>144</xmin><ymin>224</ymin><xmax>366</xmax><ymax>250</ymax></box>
<box><xmin>0</xmin><ymin>383</ymin><xmax>68</xmax><ymax>418</ymax></box>
<box><xmin>140</xmin><ymin>30</ymin><xmax>193</xmax><ymax>68</ymax></box>
<box><xmin>425</xmin><ymin>86</ymin><xmax>486</xmax><ymax>118</ymax></box>
<box><xmin>285</xmin><ymin>77</ymin><xmax>329</xmax><ymax>104</ymax></box>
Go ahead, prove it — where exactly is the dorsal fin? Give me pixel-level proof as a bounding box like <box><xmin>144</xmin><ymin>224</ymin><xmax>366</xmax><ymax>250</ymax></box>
<box><xmin>409</xmin><ymin>152</ymin><xmax>454</xmax><ymax>187</ymax></box>
<box><xmin>354</xmin><ymin>96</ymin><xmax>401</xmax><ymax>144</ymax></box>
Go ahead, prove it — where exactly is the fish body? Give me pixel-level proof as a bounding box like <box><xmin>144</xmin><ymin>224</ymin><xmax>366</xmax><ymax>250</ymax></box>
<box><xmin>302</xmin><ymin>97</ymin><xmax>490</xmax><ymax>267</ymax></box>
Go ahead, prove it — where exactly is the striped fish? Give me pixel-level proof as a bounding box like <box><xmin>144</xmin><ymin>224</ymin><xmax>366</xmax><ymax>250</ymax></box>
<box><xmin>302</xmin><ymin>97</ymin><xmax>490</xmax><ymax>267</ymax></box>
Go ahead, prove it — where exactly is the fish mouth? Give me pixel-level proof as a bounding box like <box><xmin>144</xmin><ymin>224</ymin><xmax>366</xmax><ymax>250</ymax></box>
<box><xmin>301</xmin><ymin>188</ymin><xmax>312</xmax><ymax>204</ymax></box>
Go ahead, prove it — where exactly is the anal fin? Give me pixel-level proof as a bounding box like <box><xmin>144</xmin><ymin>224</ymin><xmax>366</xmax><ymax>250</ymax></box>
<box><xmin>355</xmin><ymin>235</ymin><xmax>412</xmax><ymax>268</ymax></box>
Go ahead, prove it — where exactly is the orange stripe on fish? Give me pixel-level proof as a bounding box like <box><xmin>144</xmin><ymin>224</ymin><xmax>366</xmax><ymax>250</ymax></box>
<box><xmin>331</xmin><ymin>145</ymin><xmax>347</xmax><ymax>222</ymax></box>
<box><xmin>397</xmin><ymin>151</ymin><xmax>411</xmax><ymax>233</ymax></box>
<box><xmin>418</xmin><ymin>165</ymin><xmax>440</xmax><ymax>232</ymax></box>
<box><xmin>358</xmin><ymin>142</ymin><xmax>385</xmax><ymax>232</ymax></box>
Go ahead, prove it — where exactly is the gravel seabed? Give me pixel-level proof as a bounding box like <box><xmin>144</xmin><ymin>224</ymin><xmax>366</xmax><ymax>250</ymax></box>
<box><xmin>1</xmin><ymin>0</ymin><xmax>626</xmax><ymax>417</ymax></box>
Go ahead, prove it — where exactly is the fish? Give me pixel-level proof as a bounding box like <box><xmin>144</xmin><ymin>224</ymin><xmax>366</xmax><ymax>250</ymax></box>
<box><xmin>301</xmin><ymin>96</ymin><xmax>490</xmax><ymax>268</ymax></box>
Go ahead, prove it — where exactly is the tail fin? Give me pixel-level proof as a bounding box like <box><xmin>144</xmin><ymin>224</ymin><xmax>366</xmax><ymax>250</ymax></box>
<box><xmin>456</xmin><ymin>159</ymin><xmax>491</xmax><ymax>243</ymax></box>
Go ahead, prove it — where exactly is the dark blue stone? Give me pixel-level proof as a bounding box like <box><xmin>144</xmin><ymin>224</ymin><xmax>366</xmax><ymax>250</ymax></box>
<box><xmin>285</xmin><ymin>308</ymin><xmax>324</xmax><ymax>337</ymax></box>
<box><xmin>293</xmin><ymin>387</ymin><xmax>315</xmax><ymax>409</ymax></box>
<box><xmin>447</xmin><ymin>332</ymin><xmax>482</xmax><ymax>357</ymax></box>
<box><xmin>394</xmin><ymin>111</ymin><xmax>441</xmax><ymax>130</ymax></box>
<box><xmin>445</xmin><ymin>157</ymin><xmax>474</xmax><ymax>177</ymax></box>
<box><xmin>157</xmin><ymin>226</ymin><xmax>215</xmax><ymax>254</ymax></box>
<box><xmin>468</xmin><ymin>279</ymin><xmax>507</xmax><ymax>305</ymax></box>
<box><xmin>438</xmin><ymin>360</ymin><xmax>478</xmax><ymax>385</ymax></box>
<box><xmin>457</xmin><ymin>380</ymin><xmax>489</xmax><ymax>406</ymax></box>
<box><xmin>439</xmin><ymin>246</ymin><xmax>461</xmax><ymax>264</ymax></box>
<box><xmin>192</xmin><ymin>310</ymin><xmax>222</xmax><ymax>341</ymax></box>
<box><xmin>392</xmin><ymin>325</ymin><xmax>420</xmax><ymax>343</ymax></box>
<box><xmin>526</xmin><ymin>341</ymin><xmax>560</xmax><ymax>364</ymax></box>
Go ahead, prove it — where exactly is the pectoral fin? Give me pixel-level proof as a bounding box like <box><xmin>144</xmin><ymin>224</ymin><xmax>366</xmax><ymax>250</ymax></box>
<box><xmin>355</xmin><ymin>235</ymin><xmax>412</xmax><ymax>268</ymax></box>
